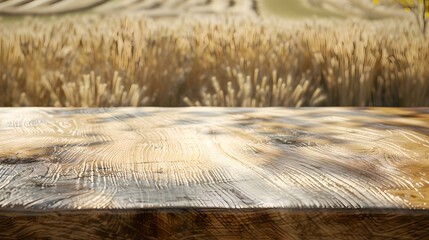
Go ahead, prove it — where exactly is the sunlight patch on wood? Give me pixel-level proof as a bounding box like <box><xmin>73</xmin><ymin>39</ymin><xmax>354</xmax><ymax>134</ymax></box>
<box><xmin>0</xmin><ymin>108</ymin><xmax>427</xmax><ymax>210</ymax></box>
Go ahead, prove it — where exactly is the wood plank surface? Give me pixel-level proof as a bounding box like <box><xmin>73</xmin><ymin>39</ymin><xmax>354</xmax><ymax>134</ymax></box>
<box><xmin>0</xmin><ymin>107</ymin><xmax>428</xmax><ymax>238</ymax></box>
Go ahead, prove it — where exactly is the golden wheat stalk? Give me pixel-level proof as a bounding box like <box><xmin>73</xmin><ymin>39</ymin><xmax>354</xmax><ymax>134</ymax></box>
<box><xmin>0</xmin><ymin>15</ymin><xmax>428</xmax><ymax>107</ymax></box>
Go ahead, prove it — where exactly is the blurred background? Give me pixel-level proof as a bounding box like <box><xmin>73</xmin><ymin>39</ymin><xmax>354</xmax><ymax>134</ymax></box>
<box><xmin>0</xmin><ymin>0</ymin><xmax>408</xmax><ymax>19</ymax></box>
<box><xmin>262</xmin><ymin>0</ymin><xmax>406</xmax><ymax>19</ymax></box>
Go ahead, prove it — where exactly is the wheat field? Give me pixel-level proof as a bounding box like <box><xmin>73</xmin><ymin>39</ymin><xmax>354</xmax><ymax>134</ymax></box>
<box><xmin>0</xmin><ymin>15</ymin><xmax>428</xmax><ymax>107</ymax></box>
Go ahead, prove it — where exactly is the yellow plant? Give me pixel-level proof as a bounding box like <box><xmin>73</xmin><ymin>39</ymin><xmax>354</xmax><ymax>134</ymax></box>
<box><xmin>0</xmin><ymin>16</ymin><xmax>428</xmax><ymax>107</ymax></box>
<box><xmin>374</xmin><ymin>0</ymin><xmax>429</xmax><ymax>33</ymax></box>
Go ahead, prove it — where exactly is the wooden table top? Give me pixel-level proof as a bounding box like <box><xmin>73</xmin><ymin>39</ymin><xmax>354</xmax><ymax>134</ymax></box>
<box><xmin>0</xmin><ymin>107</ymin><xmax>428</xmax><ymax>211</ymax></box>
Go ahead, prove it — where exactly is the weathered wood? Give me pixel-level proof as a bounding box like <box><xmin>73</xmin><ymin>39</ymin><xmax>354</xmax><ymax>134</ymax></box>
<box><xmin>1</xmin><ymin>209</ymin><xmax>429</xmax><ymax>239</ymax></box>
<box><xmin>0</xmin><ymin>107</ymin><xmax>428</xmax><ymax>238</ymax></box>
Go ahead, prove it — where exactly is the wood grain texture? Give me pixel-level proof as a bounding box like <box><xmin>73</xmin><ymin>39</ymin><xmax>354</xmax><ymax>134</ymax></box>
<box><xmin>0</xmin><ymin>107</ymin><xmax>428</xmax><ymax>238</ymax></box>
<box><xmin>1</xmin><ymin>208</ymin><xmax>429</xmax><ymax>239</ymax></box>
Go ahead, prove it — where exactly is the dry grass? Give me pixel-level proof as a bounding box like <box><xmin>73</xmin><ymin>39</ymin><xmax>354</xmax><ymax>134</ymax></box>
<box><xmin>0</xmin><ymin>15</ymin><xmax>428</xmax><ymax>107</ymax></box>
